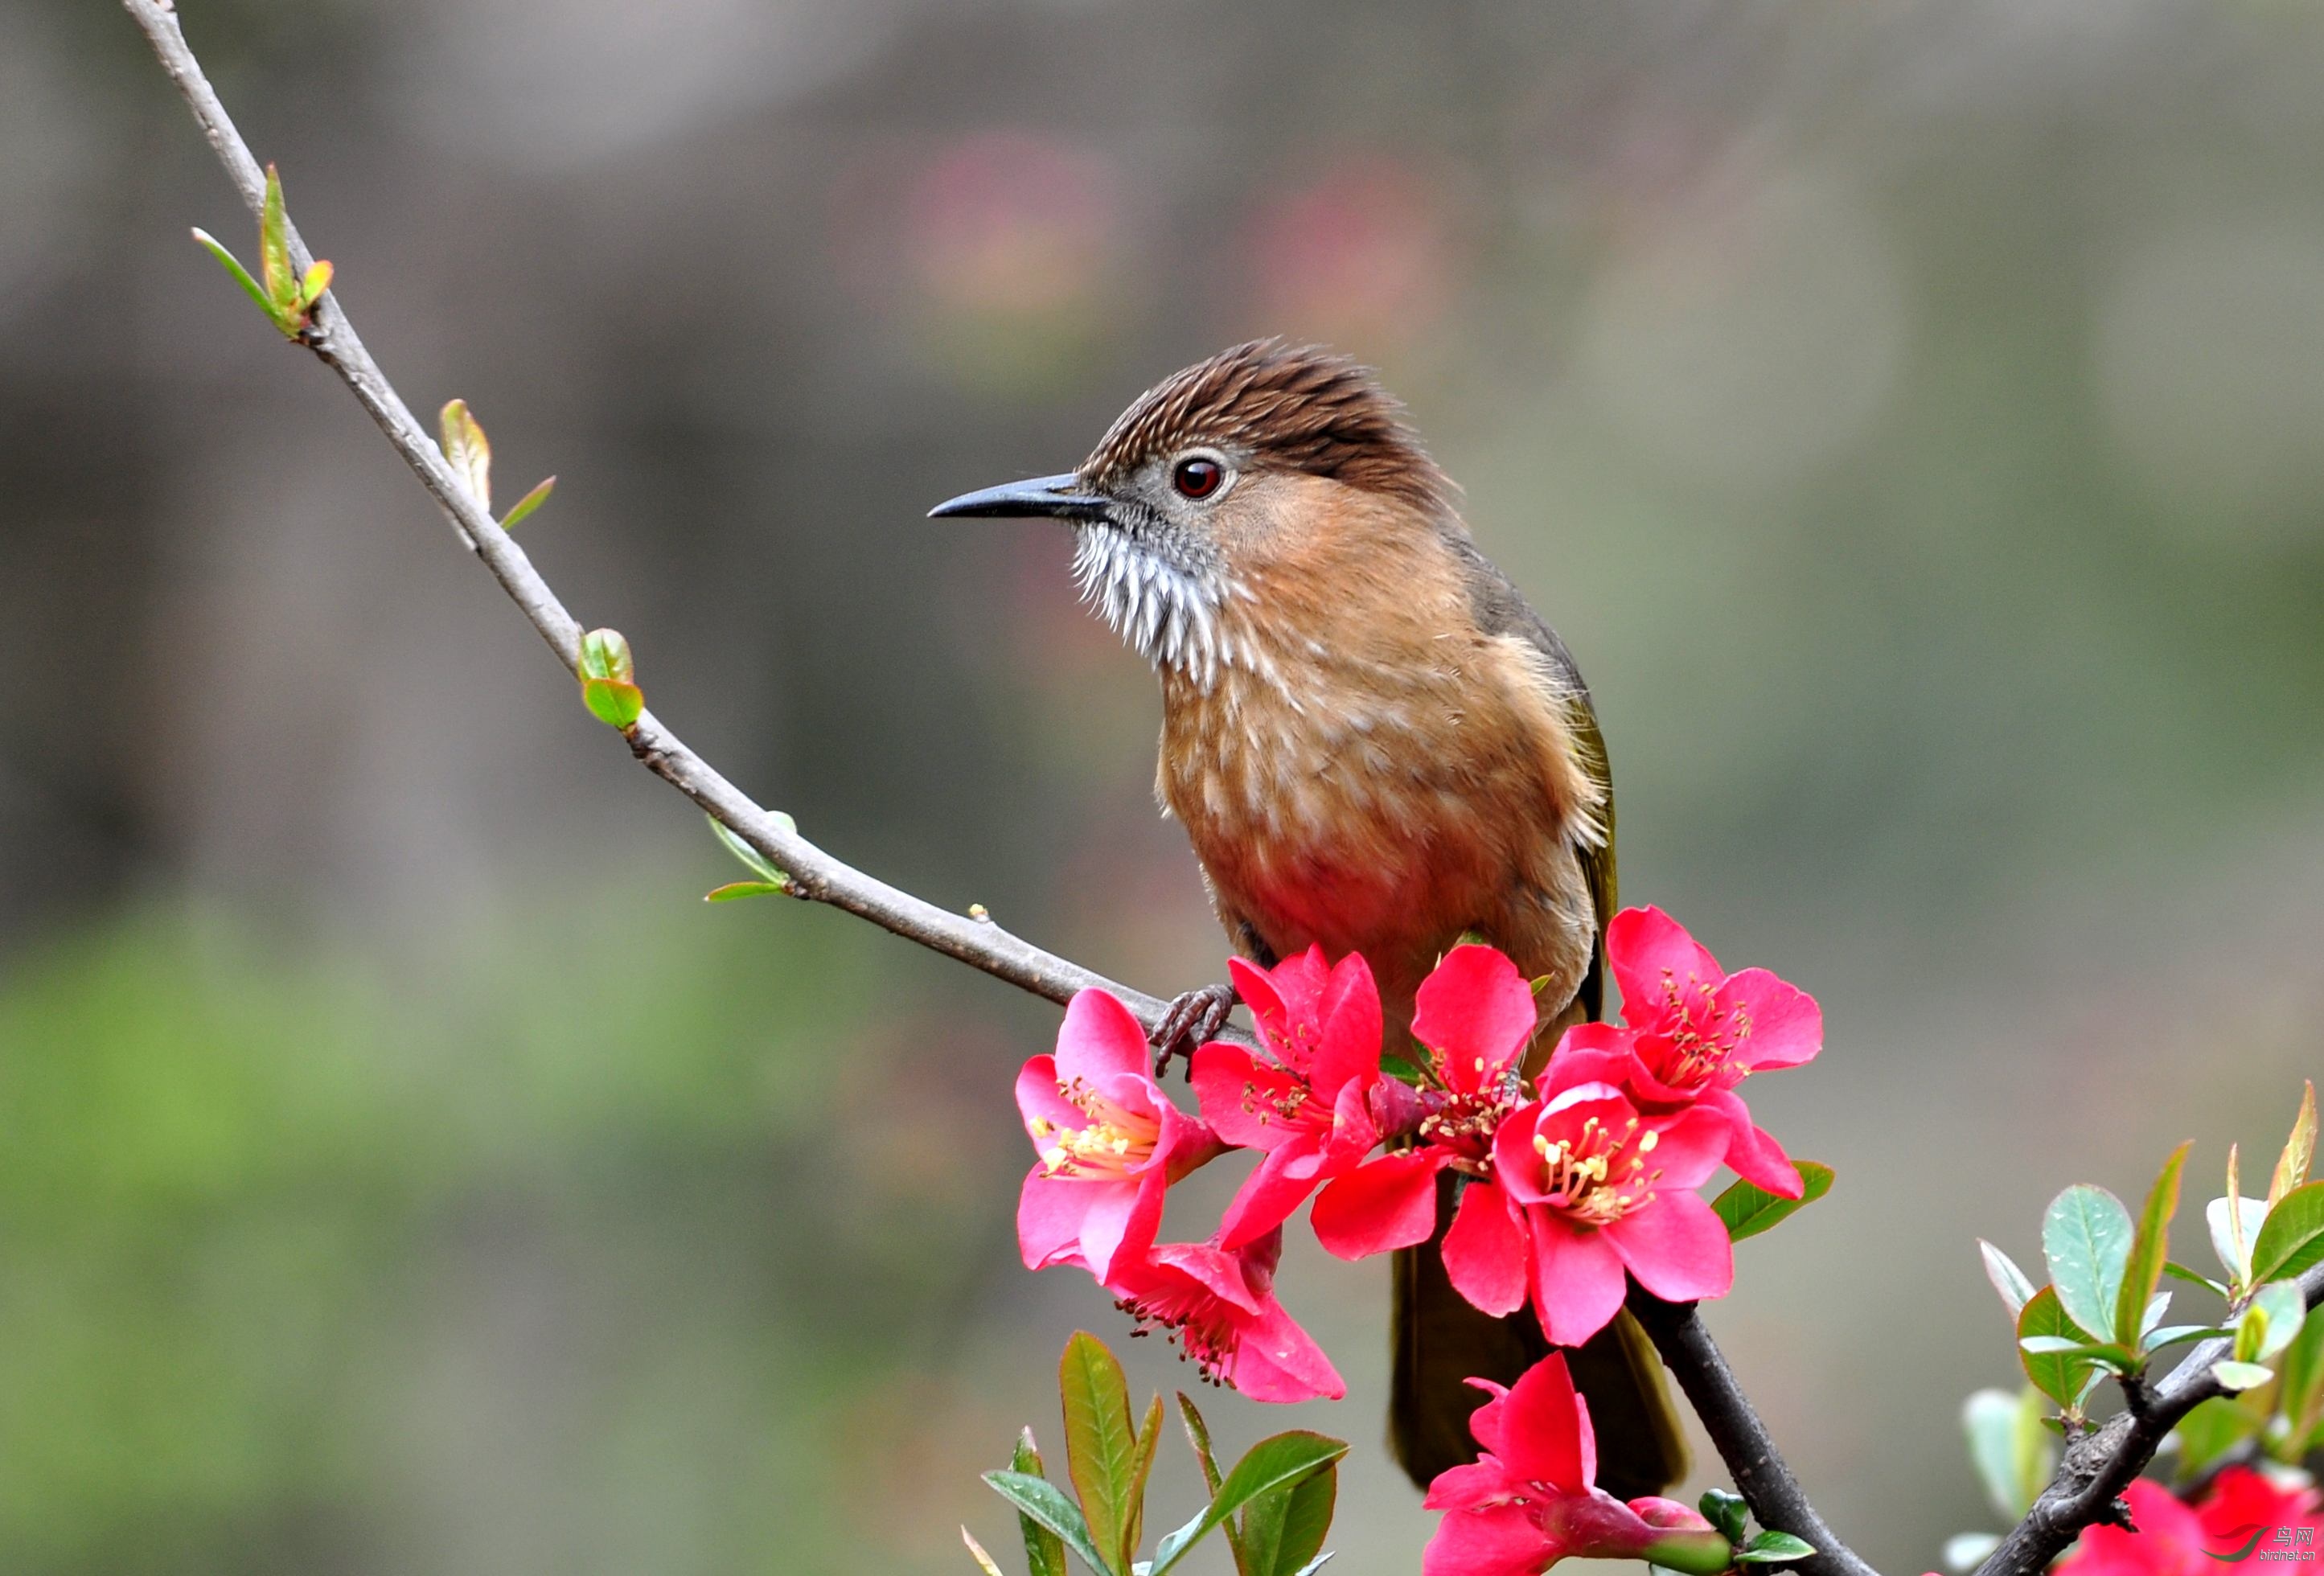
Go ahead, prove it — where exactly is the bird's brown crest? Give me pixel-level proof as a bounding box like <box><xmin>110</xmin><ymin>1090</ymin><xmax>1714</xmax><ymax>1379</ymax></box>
<box><xmin>1081</xmin><ymin>339</ymin><xmax>1456</xmax><ymax>516</ymax></box>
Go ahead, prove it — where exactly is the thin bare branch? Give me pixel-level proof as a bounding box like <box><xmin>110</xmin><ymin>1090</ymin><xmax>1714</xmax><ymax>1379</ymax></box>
<box><xmin>119</xmin><ymin>0</ymin><xmax>1215</xmax><ymax>1041</ymax></box>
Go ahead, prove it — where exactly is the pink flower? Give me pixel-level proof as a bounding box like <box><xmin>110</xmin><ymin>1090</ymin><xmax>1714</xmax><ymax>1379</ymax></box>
<box><xmin>1423</xmin><ymin>1352</ymin><xmax>1731</xmax><ymax>1576</ymax></box>
<box><xmin>1191</xmin><ymin>948</ymin><xmax>1386</xmax><ymax>1250</ymax></box>
<box><xmin>1016</xmin><ymin>990</ymin><xmax>1221</xmax><ymax>1282</ymax></box>
<box><xmin>1102</xmin><ymin>1229</ymin><xmax>1345</xmax><ymax>1403</ymax></box>
<box><xmin>2057</xmin><ymin>1468</ymin><xmax>2324</xmax><ymax>1576</ymax></box>
<box><xmin>1583</xmin><ymin>906</ymin><xmax>1825</xmax><ymax>1198</ymax></box>
<box><xmin>1479</xmin><ymin>1056</ymin><xmax>1733</xmax><ymax>1345</ymax></box>
<box><xmin>1304</xmin><ymin>946</ymin><xmax>1538</xmax><ymax>1261</ymax></box>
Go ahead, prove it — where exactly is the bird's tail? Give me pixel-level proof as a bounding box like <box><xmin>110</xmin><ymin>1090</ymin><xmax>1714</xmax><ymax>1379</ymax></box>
<box><xmin>1389</xmin><ymin>1169</ymin><xmax>1689</xmax><ymax>1500</ymax></box>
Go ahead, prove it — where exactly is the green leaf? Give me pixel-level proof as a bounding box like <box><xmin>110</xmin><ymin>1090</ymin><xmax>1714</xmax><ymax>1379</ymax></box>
<box><xmin>2210</xmin><ymin>1194</ymin><xmax>2269</xmax><ymax>1288</ymax></box>
<box><xmin>499</xmin><ymin>474</ymin><xmax>556</xmax><ymax>531</ymax></box>
<box><xmin>2145</xmin><ymin>1324</ymin><xmax>2224</xmax><ymax>1350</ymax></box>
<box><xmin>1963</xmin><ymin>1389</ymin><xmax>2051</xmax><ymax>1522</ymax></box>
<box><xmin>2271</xmin><ymin>1081</ymin><xmax>2318</xmax><ymax>1207</ymax></box>
<box><xmin>1012</xmin><ymin>1429</ymin><xmax>1067</xmax><ymax>1576</ymax></box>
<box><xmin>1713</xmin><ymin>1162</ymin><xmax>1834</xmax><ymax>1243</ymax></box>
<box><xmin>2211</xmin><ymin>1360</ymin><xmax>2275</xmax><ymax>1393</ymax></box>
<box><xmin>1174</xmin><ymin>1393</ymin><xmax>1242</xmax><ymax>1576</ymax></box>
<box><xmin>2118</xmin><ymin>1142</ymin><xmax>2191</xmax><ymax>1348</ymax></box>
<box><xmin>1736</xmin><ymin>1530</ymin><xmax>1818</xmax><ymax>1563</ymax></box>
<box><xmin>2241</xmin><ymin>1282</ymin><xmax>2306</xmax><ymax>1363</ymax></box>
<box><xmin>1979</xmin><ymin>1240</ymin><xmax>2037</xmax><ymax>1319</ymax></box>
<box><xmin>1377</xmin><ymin>1053</ymin><xmax>1427</xmax><ymax>1088</ymax></box>
<box><xmin>260</xmin><ymin>162</ymin><xmax>294</xmax><ymax>311</ymax></box>
<box><xmin>708</xmin><ymin>815</ymin><xmax>789</xmax><ymax>886</ymax></box>
<box><xmin>1059</xmin><ymin>1332</ymin><xmax>1137</xmax><ymax>1576</ymax></box>
<box><xmin>2017</xmin><ymin>1286</ymin><xmax>2101</xmax><ymax>1410</ymax></box>
<box><xmin>439</xmin><ymin>398</ymin><xmax>492</xmax><ymax>512</ymax></box>
<box><xmin>2171</xmin><ymin>1395</ymin><xmax>2254</xmax><ymax>1477</ymax></box>
<box><xmin>581</xmin><ymin>677</ymin><xmax>643</xmax><ymax>728</ymax></box>
<box><xmin>579</xmin><ymin>627</ymin><xmax>633</xmax><ymax>683</ymax></box>
<box><xmin>1698</xmin><ymin>1488</ymin><xmax>1748</xmax><ymax>1545</ymax></box>
<box><xmin>983</xmin><ymin>1471</ymin><xmax>1113</xmax><ymax>1576</ymax></box>
<box><xmin>1124</xmin><ymin>1393</ymin><xmax>1163</xmax><ymax>1566</ymax></box>
<box><xmin>2018</xmin><ymin>1336</ymin><xmax>2141</xmax><ymax>1372</ymax></box>
<box><xmin>2162</xmin><ymin>1261</ymin><xmax>2229</xmax><ymax>1298</ymax></box>
<box><xmin>2278</xmin><ymin>1297</ymin><xmax>2324</xmax><ymax>1455</ymax></box>
<box><xmin>704</xmin><ymin>880</ymin><xmax>784</xmax><ymax>902</ymax></box>
<box><xmin>190</xmin><ymin>228</ymin><xmax>276</xmax><ymax>323</ymax></box>
<box><xmin>2251</xmin><ymin>1180</ymin><xmax>2324</xmax><ymax>1287</ymax></box>
<box><xmin>297</xmin><ymin>259</ymin><xmax>333</xmax><ymax>311</ymax></box>
<box><xmin>1239</xmin><ymin>1463</ymin><xmax>1336</xmax><ymax>1576</ymax></box>
<box><xmin>1150</xmin><ymin>1432</ymin><xmax>1349</xmax><ymax>1576</ymax></box>
<box><xmin>963</xmin><ymin>1525</ymin><xmax>1009</xmax><ymax>1576</ymax></box>
<box><xmin>2043</xmin><ymin>1184</ymin><xmax>2135</xmax><ymax>1343</ymax></box>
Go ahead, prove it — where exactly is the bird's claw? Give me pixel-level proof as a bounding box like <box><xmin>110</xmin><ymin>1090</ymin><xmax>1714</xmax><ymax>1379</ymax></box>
<box><xmin>1152</xmin><ymin>982</ymin><xmax>1237</xmax><ymax>1079</ymax></box>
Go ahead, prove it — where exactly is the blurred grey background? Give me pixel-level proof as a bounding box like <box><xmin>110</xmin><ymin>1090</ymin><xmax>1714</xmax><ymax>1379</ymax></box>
<box><xmin>3</xmin><ymin>0</ymin><xmax>2322</xmax><ymax>1570</ymax></box>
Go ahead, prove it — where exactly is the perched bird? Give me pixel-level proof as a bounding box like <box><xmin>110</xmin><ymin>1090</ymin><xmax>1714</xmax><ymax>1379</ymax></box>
<box><xmin>930</xmin><ymin>340</ymin><xmax>1685</xmax><ymax>1500</ymax></box>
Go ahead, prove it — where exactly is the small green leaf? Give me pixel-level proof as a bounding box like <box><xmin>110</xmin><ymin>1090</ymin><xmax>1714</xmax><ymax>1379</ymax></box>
<box><xmin>581</xmin><ymin>677</ymin><xmax>643</xmax><ymax>728</ymax></box>
<box><xmin>1964</xmin><ymin>1389</ymin><xmax>2051</xmax><ymax>1522</ymax></box>
<box><xmin>2251</xmin><ymin>1181</ymin><xmax>2324</xmax><ymax>1287</ymax></box>
<box><xmin>440</xmin><ymin>398</ymin><xmax>492</xmax><ymax>512</ymax></box>
<box><xmin>499</xmin><ymin>475</ymin><xmax>556</xmax><ymax>531</ymax></box>
<box><xmin>190</xmin><ymin>228</ymin><xmax>276</xmax><ymax>322</ymax></box>
<box><xmin>1714</xmin><ymin>1162</ymin><xmax>1835</xmax><ymax>1243</ymax></box>
<box><xmin>2271</xmin><ymin>1081</ymin><xmax>2318</xmax><ymax>1208</ymax></box>
<box><xmin>963</xmin><ymin>1526</ymin><xmax>1009</xmax><ymax>1576</ymax></box>
<box><xmin>260</xmin><ymin>163</ymin><xmax>294</xmax><ymax>311</ymax></box>
<box><xmin>2018</xmin><ymin>1286</ymin><xmax>2101</xmax><ymax>1410</ymax></box>
<box><xmin>1174</xmin><ymin>1393</ymin><xmax>1242</xmax><ymax>1576</ymax></box>
<box><xmin>1012</xmin><ymin>1429</ymin><xmax>1068</xmax><ymax>1576</ymax></box>
<box><xmin>708</xmin><ymin>815</ymin><xmax>789</xmax><ymax>886</ymax></box>
<box><xmin>579</xmin><ymin>627</ymin><xmax>633</xmax><ymax>683</ymax></box>
<box><xmin>1698</xmin><ymin>1488</ymin><xmax>1748</xmax><ymax>1545</ymax></box>
<box><xmin>2043</xmin><ymin>1184</ymin><xmax>2135</xmax><ymax>1343</ymax></box>
<box><xmin>2210</xmin><ymin>1194</ymin><xmax>2269</xmax><ymax>1288</ymax></box>
<box><xmin>1736</xmin><ymin>1530</ymin><xmax>1818</xmax><ymax>1564</ymax></box>
<box><xmin>1266</xmin><ymin>1466</ymin><xmax>1337</xmax><ymax>1576</ymax></box>
<box><xmin>1059</xmin><ymin>1332</ymin><xmax>1137</xmax><ymax>1576</ymax></box>
<box><xmin>2279</xmin><ymin>1299</ymin><xmax>2324</xmax><ymax>1455</ymax></box>
<box><xmin>2242</xmin><ymin>1282</ymin><xmax>2305</xmax><ymax>1363</ymax></box>
<box><xmin>1378</xmin><ymin>1053</ymin><xmax>1427</xmax><ymax>1088</ymax></box>
<box><xmin>297</xmin><ymin>259</ymin><xmax>333</xmax><ymax>310</ymax></box>
<box><xmin>1124</xmin><ymin>1393</ymin><xmax>1163</xmax><ymax>1566</ymax></box>
<box><xmin>2145</xmin><ymin>1324</ymin><xmax>2224</xmax><ymax>1350</ymax></box>
<box><xmin>984</xmin><ymin>1471</ymin><xmax>1113</xmax><ymax>1576</ymax></box>
<box><xmin>2162</xmin><ymin>1261</ymin><xmax>2229</xmax><ymax>1298</ymax></box>
<box><xmin>704</xmin><ymin>880</ymin><xmax>784</xmax><ymax>902</ymax></box>
<box><xmin>2119</xmin><ymin>1142</ymin><xmax>2191</xmax><ymax>1348</ymax></box>
<box><xmin>1150</xmin><ymin>1432</ymin><xmax>1349</xmax><ymax>1576</ymax></box>
<box><xmin>1979</xmin><ymin>1240</ymin><xmax>2038</xmax><ymax>1319</ymax></box>
<box><xmin>2211</xmin><ymin>1360</ymin><xmax>2275</xmax><ymax>1393</ymax></box>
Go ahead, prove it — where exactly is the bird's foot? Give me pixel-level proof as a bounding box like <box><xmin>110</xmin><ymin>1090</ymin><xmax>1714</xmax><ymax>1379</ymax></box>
<box><xmin>1152</xmin><ymin>982</ymin><xmax>1237</xmax><ymax>1079</ymax></box>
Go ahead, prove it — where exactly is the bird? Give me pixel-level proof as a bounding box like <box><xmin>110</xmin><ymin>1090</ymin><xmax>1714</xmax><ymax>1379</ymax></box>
<box><xmin>929</xmin><ymin>339</ymin><xmax>1686</xmax><ymax>1501</ymax></box>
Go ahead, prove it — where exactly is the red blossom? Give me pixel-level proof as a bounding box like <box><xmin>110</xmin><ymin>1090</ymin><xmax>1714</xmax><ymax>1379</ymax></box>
<box><xmin>2056</xmin><ymin>1469</ymin><xmax>2324</xmax><ymax>1576</ymax></box>
<box><xmin>1422</xmin><ymin>1352</ymin><xmax>1730</xmax><ymax>1576</ymax></box>
<box><xmin>1016</xmin><ymin>989</ymin><xmax>1222</xmax><ymax>1281</ymax></box>
<box><xmin>1101</xmin><ymin>1228</ymin><xmax>1345</xmax><ymax>1404</ymax></box>
<box><xmin>1191</xmin><ymin>947</ymin><xmax>1386</xmax><ymax>1250</ymax></box>
<box><xmin>1479</xmin><ymin>1056</ymin><xmax>1733</xmax><ymax>1345</ymax></box>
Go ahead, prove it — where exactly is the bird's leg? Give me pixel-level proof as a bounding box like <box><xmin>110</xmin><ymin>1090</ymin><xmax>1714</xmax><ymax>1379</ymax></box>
<box><xmin>1151</xmin><ymin>982</ymin><xmax>1238</xmax><ymax>1080</ymax></box>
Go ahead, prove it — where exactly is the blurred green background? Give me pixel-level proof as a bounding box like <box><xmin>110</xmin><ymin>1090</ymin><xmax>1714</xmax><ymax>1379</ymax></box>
<box><xmin>4</xmin><ymin>0</ymin><xmax>2322</xmax><ymax>1570</ymax></box>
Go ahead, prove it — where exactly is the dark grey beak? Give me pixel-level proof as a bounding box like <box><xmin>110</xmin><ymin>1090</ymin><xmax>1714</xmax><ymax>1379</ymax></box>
<box><xmin>926</xmin><ymin>472</ymin><xmax>1111</xmax><ymax>522</ymax></box>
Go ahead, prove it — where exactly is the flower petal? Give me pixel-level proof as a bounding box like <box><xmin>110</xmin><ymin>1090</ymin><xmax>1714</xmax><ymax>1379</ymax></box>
<box><xmin>1497</xmin><ymin>1352</ymin><xmax>1595</xmax><ymax>1495</ymax></box>
<box><xmin>1015</xmin><ymin>1054</ymin><xmax>1080</xmax><ymax>1137</ymax></box>
<box><xmin>1312</xmin><ymin>1149</ymin><xmax>1445</xmax><ymax>1259</ymax></box>
<box><xmin>1423</xmin><ymin>1503</ymin><xmax>1555</xmax><ymax>1576</ymax></box>
<box><xmin>1640</xmin><ymin>1104</ymin><xmax>1734</xmax><ymax>1192</ymax></box>
<box><xmin>1718</xmin><ymin>967</ymin><xmax>1821</xmax><ymax>1070</ymax></box>
<box><xmin>1054</xmin><ymin>989</ymin><xmax>1156</xmax><ymax>1088</ymax></box>
<box><xmin>1309</xmin><ymin>950</ymin><xmax>1386</xmax><ymax>1098</ymax></box>
<box><xmin>1217</xmin><ymin>1139</ymin><xmax>1329</xmax><ymax>1250</ymax></box>
<box><xmin>1607</xmin><ymin>906</ymin><xmax>1724</xmax><ymax>1030</ymax></box>
<box><xmin>1016</xmin><ymin>1170</ymin><xmax>1095</xmax><ymax>1271</ymax></box>
<box><xmin>1227</xmin><ymin>1292</ymin><xmax>1346</xmax><ymax>1403</ymax></box>
<box><xmin>1705</xmin><ymin>1090</ymin><xmax>1801</xmax><ymax>1197</ymax></box>
<box><xmin>1414</xmin><ymin>945</ymin><xmax>1539</xmax><ymax>1089</ymax></box>
<box><xmin>1443</xmin><ymin>1180</ymin><xmax>1529</xmax><ymax>1317</ymax></box>
<box><xmin>1528</xmin><ymin>1213</ymin><xmax>1631</xmax><ymax>1346</ymax></box>
<box><xmin>1605</xmin><ymin>1193</ymin><xmax>1734</xmax><ymax>1305</ymax></box>
<box><xmin>1191</xmin><ymin>1045</ymin><xmax>1303</xmax><ymax>1151</ymax></box>
<box><xmin>1422</xmin><ymin>1458</ymin><xmax>1521</xmax><ymax>1512</ymax></box>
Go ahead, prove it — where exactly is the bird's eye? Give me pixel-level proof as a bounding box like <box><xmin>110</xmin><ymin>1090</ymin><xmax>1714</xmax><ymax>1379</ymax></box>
<box><xmin>1172</xmin><ymin>457</ymin><xmax>1224</xmax><ymax>499</ymax></box>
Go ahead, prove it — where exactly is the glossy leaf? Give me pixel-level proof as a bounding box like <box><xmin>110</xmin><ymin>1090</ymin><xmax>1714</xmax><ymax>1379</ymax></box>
<box><xmin>2272</xmin><ymin>1082</ymin><xmax>2318</xmax><ymax>1207</ymax></box>
<box><xmin>709</xmin><ymin>815</ymin><xmax>789</xmax><ymax>886</ymax></box>
<box><xmin>963</xmin><ymin>1525</ymin><xmax>1008</xmax><ymax>1576</ymax></box>
<box><xmin>1241</xmin><ymin>1463</ymin><xmax>1334</xmax><ymax>1576</ymax></box>
<box><xmin>2017</xmin><ymin>1286</ymin><xmax>2100</xmax><ymax>1410</ymax></box>
<box><xmin>1980</xmin><ymin>1241</ymin><xmax>2037</xmax><ymax>1319</ymax></box>
<box><xmin>1150</xmin><ymin>1432</ymin><xmax>1348</xmax><ymax>1576</ymax></box>
<box><xmin>1060</xmin><ymin>1332</ymin><xmax>1137</xmax><ymax>1576</ymax></box>
<box><xmin>1174</xmin><ymin>1393</ymin><xmax>1242</xmax><ymax>1575</ymax></box>
<box><xmin>499</xmin><ymin>475</ymin><xmax>556</xmax><ymax>531</ymax></box>
<box><xmin>579</xmin><ymin>627</ymin><xmax>634</xmax><ymax>683</ymax></box>
<box><xmin>2118</xmin><ymin>1142</ymin><xmax>2191</xmax><ymax>1348</ymax></box>
<box><xmin>1012</xmin><ymin>1428</ymin><xmax>1068</xmax><ymax>1576</ymax></box>
<box><xmin>1962</xmin><ymin>1387</ymin><xmax>2051</xmax><ymax>1521</ymax></box>
<box><xmin>2043</xmin><ymin>1185</ymin><xmax>2134</xmax><ymax>1343</ymax></box>
<box><xmin>1737</xmin><ymin>1530</ymin><xmax>1817</xmax><ymax>1563</ymax></box>
<box><xmin>2145</xmin><ymin>1324</ymin><xmax>2224</xmax><ymax>1350</ymax></box>
<box><xmin>2211</xmin><ymin>1360</ymin><xmax>2274</xmax><ymax>1393</ymax></box>
<box><xmin>297</xmin><ymin>260</ymin><xmax>332</xmax><ymax>310</ymax></box>
<box><xmin>2210</xmin><ymin>1194</ymin><xmax>2269</xmax><ymax>1288</ymax></box>
<box><xmin>2251</xmin><ymin>1181</ymin><xmax>2324</xmax><ymax>1287</ymax></box>
<box><xmin>260</xmin><ymin>163</ymin><xmax>294</xmax><ymax>310</ymax></box>
<box><xmin>704</xmin><ymin>880</ymin><xmax>784</xmax><ymax>902</ymax></box>
<box><xmin>983</xmin><ymin>1470</ymin><xmax>1114</xmax><ymax>1576</ymax></box>
<box><xmin>190</xmin><ymin>228</ymin><xmax>275</xmax><ymax>322</ymax></box>
<box><xmin>1124</xmin><ymin>1393</ymin><xmax>1163</xmax><ymax>1566</ymax></box>
<box><xmin>1714</xmin><ymin>1162</ymin><xmax>1834</xmax><ymax>1243</ymax></box>
<box><xmin>1699</xmin><ymin>1488</ymin><xmax>1748</xmax><ymax>1545</ymax></box>
<box><xmin>581</xmin><ymin>678</ymin><xmax>643</xmax><ymax>728</ymax></box>
<box><xmin>2162</xmin><ymin>1261</ymin><xmax>2229</xmax><ymax>1298</ymax></box>
<box><xmin>440</xmin><ymin>399</ymin><xmax>491</xmax><ymax>512</ymax></box>
<box><xmin>2241</xmin><ymin>1282</ymin><xmax>2305</xmax><ymax>1363</ymax></box>
<box><xmin>2277</xmin><ymin>1303</ymin><xmax>2324</xmax><ymax>1455</ymax></box>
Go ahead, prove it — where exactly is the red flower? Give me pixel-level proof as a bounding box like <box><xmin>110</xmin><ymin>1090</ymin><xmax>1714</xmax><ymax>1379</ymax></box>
<box><xmin>1303</xmin><ymin>945</ymin><xmax>1539</xmax><ymax>1261</ymax></box>
<box><xmin>1102</xmin><ymin>1228</ymin><xmax>1345</xmax><ymax>1403</ymax></box>
<box><xmin>2057</xmin><ymin>1469</ymin><xmax>2324</xmax><ymax>1576</ymax></box>
<box><xmin>1016</xmin><ymin>990</ymin><xmax>1221</xmax><ymax>1282</ymax></box>
<box><xmin>1476</xmin><ymin>1055</ymin><xmax>1733</xmax><ymax>1344</ymax></box>
<box><xmin>1191</xmin><ymin>947</ymin><xmax>1386</xmax><ymax>1250</ymax></box>
<box><xmin>1423</xmin><ymin>1352</ymin><xmax>1731</xmax><ymax>1576</ymax></box>
<box><xmin>1584</xmin><ymin>906</ymin><xmax>1825</xmax><ymax>1198</ymax></box>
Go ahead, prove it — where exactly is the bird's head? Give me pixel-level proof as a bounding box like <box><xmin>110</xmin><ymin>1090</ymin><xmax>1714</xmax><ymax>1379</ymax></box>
<box><xmin>930</xmin><ymin>339</ymin><xmax>1452</xmax><ymax>687</ymax></box>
